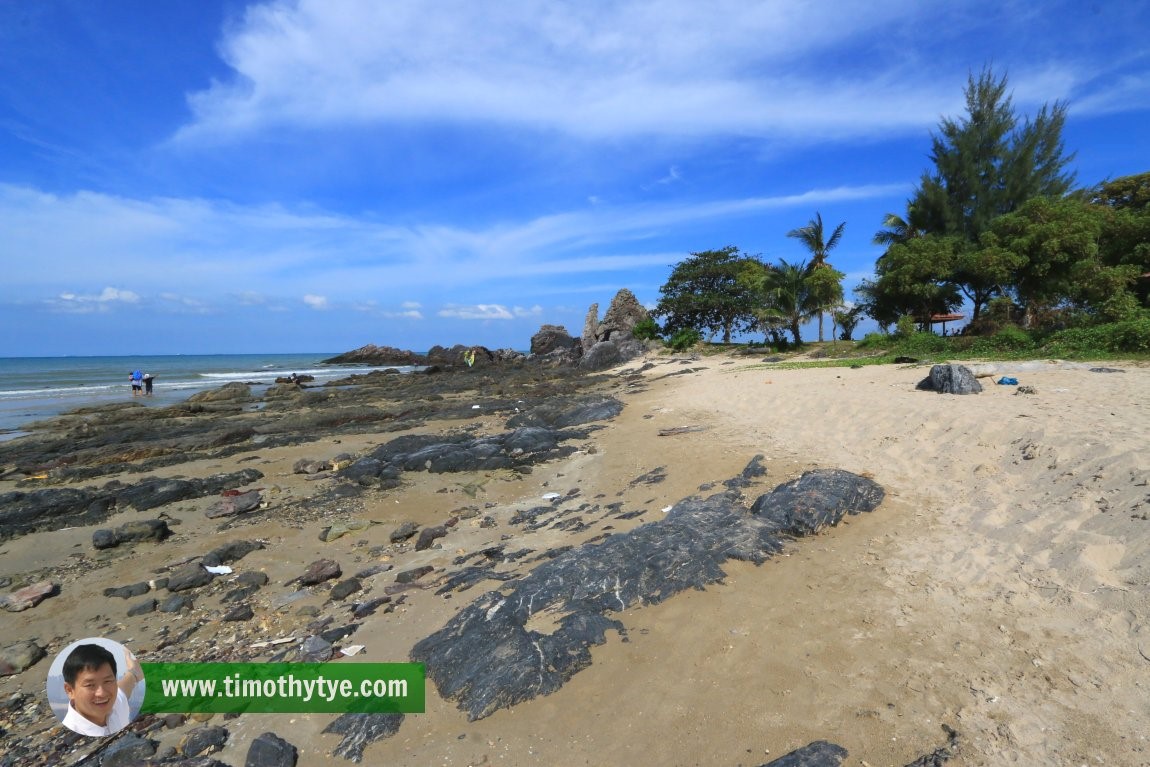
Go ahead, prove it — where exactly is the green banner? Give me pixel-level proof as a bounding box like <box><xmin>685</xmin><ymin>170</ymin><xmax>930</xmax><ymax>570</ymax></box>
<box><xmin>139</xmin><ymin>662</ymin><xmax>425</xmax><ymax>714</ymax></box>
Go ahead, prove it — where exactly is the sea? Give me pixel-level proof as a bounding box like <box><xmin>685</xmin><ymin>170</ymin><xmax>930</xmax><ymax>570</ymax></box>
<box><xmin>0</xmin><ymin>353</ymin><xmax>415</xmax><ymax>441</ymax></box>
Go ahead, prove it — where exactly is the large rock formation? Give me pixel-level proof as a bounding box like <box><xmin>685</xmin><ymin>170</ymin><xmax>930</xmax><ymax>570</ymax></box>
<box><xmin>916</xmin><ymin>364</ymin><xmax>983</xmax><ymax>395</ymax></box>
<box><xmin>529</xmin><ymin>325</ymin><xmax>580</xmax><ymax>356</ymax></box>
<box><xmin>580</xmin><ymin>289</ymin><xmax>651</xmax><ymax>370</ymax></box>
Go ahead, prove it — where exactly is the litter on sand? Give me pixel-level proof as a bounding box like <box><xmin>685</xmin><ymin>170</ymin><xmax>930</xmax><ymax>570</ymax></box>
<box><xmin>204</xmin><ymin>565</ymin><xmax>233</xmax><ymax>575</ymax></box>
<box><xmin>997</xmin><ymin>376</ymin><xmax>1019</xmax><ymax>385</ymax></box>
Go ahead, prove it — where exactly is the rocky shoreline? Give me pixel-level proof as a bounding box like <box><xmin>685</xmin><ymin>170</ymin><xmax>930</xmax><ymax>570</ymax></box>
<box><xmin>0</xmin><ymin>318</ymin><xmax>970</xmax><ymax>766</ymax></box>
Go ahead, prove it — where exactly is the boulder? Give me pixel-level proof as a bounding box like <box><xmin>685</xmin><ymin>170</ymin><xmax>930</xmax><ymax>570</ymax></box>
<box><xmin>245</xmin><ymin>732</ymin><xmax>298</xmax><ymax>767</ymax></box>
<box><xmin>167</xmin><ymin>564</ymin><xmax>214</xmax><ymax>592</ymax></box>
<box><xmin>581</xmin><ymin>303</ymin><xmax>600</xmax><ymax>353</ymax></box>
<box><xmin>180</xmin><ymin>725</ymin><xmax>229</xmax><ymax>757</ymax></box>
<box><xmin>916</xmin><ymin>364</ymin><xmax>983</xmax><ymax>395</ymax></box>
<box><xmin>204</xmin><ymin>489</ymin><xmax>263</xmax><ymax>519</ymax></box>
<box><xmin>596</xmin><ymin>288</ymin><xmax>650</xmax><ymax>344</ymax></box>
<box><xmin>321</xmin><ymin>345</ymin><xmax>426</xmax><ymax>365</ymax></box>
<box><xmin>322</xmin><ymin>713</ymin><xmax>404</xmax><ymax>762</ymax></box>
<box><xmin>579</xmin><ymin>340</ymin><xmax>622</xmax><ymax>371</ymax></box>
<box><xmin>0</xmin><ymin>580</ymin><xmax>58</xmax><ymax>612</ymax></box>
<box><xmin>296</xmin><ymin>559</ymin><xmax>342</xmax><ymax>586</ymax></box>
<box><xmin>530</xmin><ymin>325</ymin><xmax>579</xmax><ymax>356</ymax></box>
<box><xmin>0</xmin><ymin>640</ymin><xmax>45</xmax><ymax>676</ymax></box>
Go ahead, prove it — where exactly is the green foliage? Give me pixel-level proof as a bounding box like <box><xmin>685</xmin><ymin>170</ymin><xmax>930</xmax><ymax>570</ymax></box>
<box><xmin>865</xmin><ymin>236</ymin><xmax>963</xmax><ymax>328</ymax></box>
<box><xmin>653</xmin><ymin>246</ymin><xmax>761</xmax><ymax>344</ymax></box>
<box><xmin>894</xmin><ymin>314</ymin><xmax>918</xmax><ymax>339</ymax></box>
<box><xmin>746</xmin><ymin>258</ymin><xmax>838</xmax><ymax>346</ymax></box>
<box><xmin>970</xmin><ymin>325</ymin><xmax>1034</xmax><ymax>354</ymax></box>
<box><xmin>856</xmin><ymin>332</ymin><xmax>890</xmax><ymax>350</ymax></box>
<box><xmin>631</xmin><ymin>317</ymin><xmax>662</xmax><ymax>341</ymax></box>
<box><xmin>1040</xmin><ymin>317</ymin><xmax>1150</xmax><ymax>355</ymax></box>
<box><xmin>665</xmin><ymin>327</ymin><xmax>703</xmax><ymax>351</ymax></box>
<box><xmin>832</xmin><ymin>304</ymin><xmax>866</xmax><ymax>341</ymax></box>
<box><xmin>786</xmin><ymin>212</ymin><xmax>846</xmax><ymax>341</ymax></box>
<box><xmin>1090</xmin><ymin>172</ymin><xmax>1150</xmax><ymax>211</ymax></box>
<box><xmin>913</xmin><ymin>67</ymin><xmax>1075</xmax><ymax>244</ymax></box>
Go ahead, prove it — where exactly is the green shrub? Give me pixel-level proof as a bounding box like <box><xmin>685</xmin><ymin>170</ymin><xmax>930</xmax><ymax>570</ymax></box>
<box><xmin>666</xmin><ymin>328</ymin><xmax>702</xmax><ymax>351</ymax></box>
<box><xmin>894</xmin><ymin>314</ymin><xmax>917</xmax><ymax>339</ymax></box>
<box><xmin>893</xmin><ymin>331</ymin><xmax>947</xmax><ymax>355</ymax></box>
<box><xmin>1042</xmin><ymin>317</ymin><xmax>1150</xmax><ymax>355</ymax></box>
<box><xmin>856</xmin><ymin>332</ymin><xmax>890</xmax><ymax>350</ymax></box>
<box><xmin>631</xmin><ymin>317</ymin><xmax>662</xmax><ymax>341</ymax></box>
<box><xmin>971</xmin><ymin>325</ymin><xmax>1034</xmax><ymax>354</ymax></box>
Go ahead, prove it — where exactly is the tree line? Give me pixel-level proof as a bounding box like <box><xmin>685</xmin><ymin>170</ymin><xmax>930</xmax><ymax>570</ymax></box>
<box><xmin>651</xmin><ymin>68</ymin><xmax>1150</xmax><ymax>347</ymax></box>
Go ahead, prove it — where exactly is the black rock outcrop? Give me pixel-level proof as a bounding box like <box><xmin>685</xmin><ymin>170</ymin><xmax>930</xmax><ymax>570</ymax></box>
<box><xmin>916</xmin><ymin>364</ymin><xmax>982</xmax><ymax>395</ymax></box>
<box><xmin>411</xmin><ymin>464</ymin><xmax>884</xmax><ymax>721</ymax></box>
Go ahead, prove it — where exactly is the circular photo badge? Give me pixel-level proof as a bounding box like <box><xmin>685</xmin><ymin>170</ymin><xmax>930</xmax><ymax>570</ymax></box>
<box><xmin>46</xmin><ymin>637</ymin><xmax>146</xmax><ymax>737</ymax></box>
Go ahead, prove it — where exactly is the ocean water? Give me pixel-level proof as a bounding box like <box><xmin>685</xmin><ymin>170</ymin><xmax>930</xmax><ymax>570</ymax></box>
<box><xmin>0</xmin><ymin>353</ymin><xmax>413</xmax><ymax>440</ymax></box>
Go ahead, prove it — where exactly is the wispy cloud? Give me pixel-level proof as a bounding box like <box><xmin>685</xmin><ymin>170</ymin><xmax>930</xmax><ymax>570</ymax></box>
<box><xmin>303</xmin><ymin>294</ymin><xmax>329</xmax><ymax>310</ymax></box>
<box><xmin>438</xmin><ymin>304</ymin><xmax>516</xmax><ymax>320</ymax></box>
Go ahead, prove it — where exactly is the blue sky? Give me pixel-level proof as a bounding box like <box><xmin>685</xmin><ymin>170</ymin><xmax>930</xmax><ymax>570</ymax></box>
<box><xmin>2</xmin><ymin>0</ymin><xmax>1148</xmax><ymax>356</ymax></box>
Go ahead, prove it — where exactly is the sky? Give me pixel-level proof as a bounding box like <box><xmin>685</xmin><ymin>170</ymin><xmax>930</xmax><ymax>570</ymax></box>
<box><xmin>1</xmin><ymin>0</ymin><xmax>1148</xmax><ymax>356</ymax></box>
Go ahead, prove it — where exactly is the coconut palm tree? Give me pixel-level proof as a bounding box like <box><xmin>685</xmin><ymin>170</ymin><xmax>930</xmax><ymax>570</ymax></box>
<box><xmin>756</xmin><ymin>259</ymin><xmax>822</xmax><ymax>346</ymax></box>
<box><xmin>786</xmin><ymin>212</ymin><xmax>845</xmax><ymax>341</ymax></box>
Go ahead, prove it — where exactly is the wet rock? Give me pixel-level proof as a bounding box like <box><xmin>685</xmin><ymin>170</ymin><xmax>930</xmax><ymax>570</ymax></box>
<box><xmin>116</xmin><ymin>469</ymin><xmax>263</xmax><ymax>511</ymax></box>
<box><xmin>758</xmin><ymin>740</ymin><xmax>848</xmax><ymax>766</ymax></box>
<box><xmin>395</xmin><ymin>566</ymin><xmax>434</xmax><ymax>584</ymax></box>
<box><xmin>295</xmin><ymin>559</ymin><xmax>342</xmax><ymax>586</ymax></box>
<box><xmin>128</xmin><ymin>598</ymin><xmax>158</xmax><ymax>616</ymax></box>
<box><xmin>179</xmin><ymin>724</ymin><xmax>229</xmax><ymax>756</ymax></box>
<box><xmin>167</xmin><ymin>564</ymin><xmax>214</xmax><ymax>592</ymax></box>
<box><xmin>322</xmin><ymin>712</ymin><xmax>404</xmax><ymax>763</ymax></box>
<box><xmin>245</xmin><ymin>731</ymin><xmax>298</xmax><ymax>767</ymax></box>
<box><xmin>0</xmin><ymin>640</ymin><xmax>45</xmax><ymax>676</ymax></box>
<box><xmin>202</xmin><ymin>539</ymin><xmax>264</xmax><ymax>566</ymax></box>
<box><xmin>188</xmin><ymin>382</ymin><xmax>252</xmax><ymax>403</ymax></box>
<box><xmin>329</xmin><ymin>578</ymin><xmax>362</xmax><ymax>601</ymax></box>
<box><xmin>412</xmin><ymin>464</ymin><xmax>884</xmax><ymax>721</ymax></box>
<box><xmin>414</xmin><ymin>526</ymin><xmax>447</xmax><ymax>551</ymax></box>
<box><xmin>916</xmin><ymin>364</ymin><xmax>982</xmax><ymax>395</ymax></box>
<box><xmin>0</xmin><ymin>580</ymin><xmax>58</xmax><ymax>612</ymax></box>
<box><xmin>204</xmin><ymin>489</ymin><xmax>263</xmax><ymax>519</ymax></box>
<box><xmin>223</xmin><ymin>604</ymin><xmax>254</xmax><ymax>622</ymax></box>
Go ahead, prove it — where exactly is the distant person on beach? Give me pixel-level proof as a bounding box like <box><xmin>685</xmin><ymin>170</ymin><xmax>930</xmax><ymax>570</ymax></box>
<box><xmin>143</xmin><ymin>373</ymin><xmax>154</xmax><ymax>396</ymax></box>
<box><xmin>129</xmin><ymin>370</ymin><xmax>143</xmax><ymax>396</ymax></box>
<box><xmin>60</xmin><ymin>643</ymin><xmax>143</xmax><ymax>737</ymax></box>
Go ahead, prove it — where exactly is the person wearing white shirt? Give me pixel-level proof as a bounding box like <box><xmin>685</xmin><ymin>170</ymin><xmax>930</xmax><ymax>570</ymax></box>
<box><xmin>60</xmin><ymin>643</ymin><xmax>143</xmax><ymax>737</ymax></box>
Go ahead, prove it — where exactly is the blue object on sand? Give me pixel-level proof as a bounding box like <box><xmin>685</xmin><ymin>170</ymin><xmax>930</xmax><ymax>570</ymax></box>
<box><xmin>997</xmin><ymin>376</ymin><xmax>1018</xmax><ymax>385</ymax></box>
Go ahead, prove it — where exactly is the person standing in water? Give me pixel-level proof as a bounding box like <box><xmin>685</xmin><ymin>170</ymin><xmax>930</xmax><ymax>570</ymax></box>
<box><xmin>143</xmin><ymin>373</ymin><xmax>154</xmax><ymax>396</ymax></box>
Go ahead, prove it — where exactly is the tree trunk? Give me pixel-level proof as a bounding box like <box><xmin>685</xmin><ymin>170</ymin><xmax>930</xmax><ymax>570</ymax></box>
<box><xmin>791</xmin><ymin>321</ymin><xmax>802</xmax><ymax>346</ymax></box>
<box><xmin>723</xmin><ymin>324</ymin><xmax>731</xmax><ymax>344</ymax></box>
<box><xmin>817</xmin><ymin>311</ymin><xmax>825</xmax><ymax>342</ymax></box>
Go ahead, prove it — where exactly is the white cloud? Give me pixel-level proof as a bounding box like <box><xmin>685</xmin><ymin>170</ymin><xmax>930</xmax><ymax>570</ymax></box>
<box><xmin>513</xmin><ymin>305</ymin><xmax>543</xmax><ymax>318</ymax></box>
<box><xmin>438</xmin><ymin>304</ymin><xmax>515</xmax><ymax>320</ymax></box>
<box><xmin>46</xmin><ymin>286</ymin><xmax>140</xmax><ymax>313</ymax></box>
<box><xmin>174</xmin><ymin>0</ymin><xmax>1021</xmax><ymax>144</ymax></box>
<box><xmin>303</xmin><ymin>294</ymin><xmax>329</xmax><ymax>309</ymax></box>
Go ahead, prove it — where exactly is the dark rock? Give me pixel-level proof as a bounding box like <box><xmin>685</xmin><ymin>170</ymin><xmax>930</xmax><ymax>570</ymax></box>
<box><xmin>222</xmin><ymin>584</ymin><xmax>261</xmax><ymax>604</ymax></box>
<box><xmin>237</xmin><ymin>571</ymin><xmax>270</xmax><ymax>587</ymax></box>
<box><xmin>179</xmin><ymin>724</ymin><xmax>229</xmax><ymax>756</ymax></box>
<box><xmin>204</xmin><ymin>489</ymin><xmax>263</xmax><ymax>519</ymax></box>
<box><xmin>916</xmin><ymin>364</ymin><xmax>982</xmax><ymax>395</ymax></box>
<box><xmin>893</xmin><ymin>356</ymin><xmax>919</xmax><ymax>364</ymax></box>
<box><xmin>530</xmin><ymin>324</ymin><xmax>580</xmax><ymax>356</ymax></box>
<box><xmin>596</xmin><ymin>288</ymin><xmax>650</xmax><ymax>344</ymax></box>
<box><xmin>322</xmin><ymin>712</ymin><xmax>404</xmax><ymax>762</ymax></box>
<box><xmin>0</xmin><ymin>640</ymin><xmax>45</xmax><ymax>676</ymax></box>
<box><xmin>105</xmin><ymin>582</ymin><xmax>152</xmax><ymax>599</ymax></box>
<box><xmin>293</xmin><ymin>458</ymin><xmax>329</xmax><ymax>475</ymax></box>
<box><xmin>295</xmin><ymin>559</ymin><xmax>341</xmax><ymax>586</ymax></box>
<box><xmin>1089</xmin><ymin>367</ymin><xmax>1125</xmax><ymax>373</ymax></box>
<box><xmin>102</xmin><ymin>732</ymin><xmax>157</xmax><ymax>766</ymax></box>
<box><xmin>223</xmin><ymin>604</ymin><xmax>254</xmax><ymax>622</ymax></box>
<box><xmin>92</xmin><ymin>529</ymin><xmax>120</xmax><ymax>549</ymax></box>
<box><xmin>167</xmin><ymin>564</ymin><xmax>214</xmax><ymax>592</ymax></box>
<box><xmin>351</xmin><ymin>596</ymin><xmax>393</xmax><ymax>619</ymax></box>
<box><xmin>160</xmin><ymin>594</ymin><xmax>194</xmax><ymax>613</ymax></box>
<box><xmin>245</xmin><ymin>731</ymin><xmax>298</xmax><ymax>767</ymax></box>
<box><xmin>115</xmin><ymin>518</ymin><xmax>172</xmax><ymax>543</ymax></box>
<box><xmin>411</xmin><ymin>464</ymin><xmax>884</xmax><ymax>721</ymax></box>
<box><xmin>579</xmin><ymin>339</ymin><xmax>622</xmax><ymax>371</ymax></box>
<box><xmin>395</xmin><ymin>566</ymin><xmax>434</xmax><ymax>584</ymax></box>
<box><xmin>297</xmin><ymin>635</ymin><xmax>333</xmax><ymax>663</ymax></box>
<box><xmin>329</xmin><ymin>578</ymin><xmax>362</xmax><ymax>601</ymax></box>
<box><xmin>414</xmin><ymin>526</ymin><xmax>447</xmax><ymax>551</ymax></box>
<box><xmin>118</xmin><ymin>469</ymin><xmax>264</xmax><ymax>512</ymax></box>
<box><xmin>322</xmin><ymin>345</ymin><xmax>426</xmax><ymax>366</ymax></box>
<box><xmin>202</xmin><ymin>539</ymin><xmax>264</xmax><ymax>567</ymax></box>
<box><xmin>127</xmin><ymin>598</ymin><xmax>158</xmax><ymax>616</ymax></box>
<box><xmin>506</xmin><ymin>395</ymin><xmax>623</xmax><ymax>429</ymax></box>
<box><xmin>758</xmin><ymin>740</ymin><xmax>848</xmax><ymax>766</ymax></box>
<box><xmin>0</xmin><ymin>580</ymin><xmax>58</xmax><ymax>612</ymax></box>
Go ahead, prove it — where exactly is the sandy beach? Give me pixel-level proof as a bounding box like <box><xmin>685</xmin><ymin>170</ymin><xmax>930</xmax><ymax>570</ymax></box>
<box><xmin>2</xmin><ymin>353</ymin><xmax>1149</xmax><ymax>766</ymax></box>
